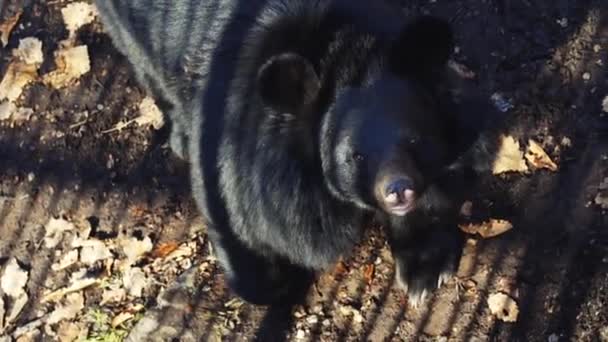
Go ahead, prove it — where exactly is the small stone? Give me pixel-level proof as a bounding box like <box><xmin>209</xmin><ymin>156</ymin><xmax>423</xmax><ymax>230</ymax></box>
<box><xmin>96</xmin><ymin>104</ymin><xmax>104</xmax><ymax>111</ymax></box>
<box><xmin>582</xmin><ymin>72</ymin><xmax>591</xmax><ymax>80</ymax></box>
<box><xmin>27</xmin><ymin>172</ymin><xmax>35</xmax><ymax>181</ymax></box>
<box><xmin>593</xmin><ymin>44</ymin><xmax>602</xmax><ymax>53</ymax></box>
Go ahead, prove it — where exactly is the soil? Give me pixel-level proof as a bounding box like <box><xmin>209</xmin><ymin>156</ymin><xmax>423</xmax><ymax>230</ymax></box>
<box><xmin>0</xmin><ymin>0</ymin><xmax>607</xmax><ymax>341</ymax></box>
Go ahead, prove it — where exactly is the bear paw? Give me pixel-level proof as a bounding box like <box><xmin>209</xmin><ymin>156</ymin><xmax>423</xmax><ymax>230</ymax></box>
<box><xmin>393</xmin><ymin>237</ymin><xmax>461</xmax><ymax>308</ymax></box>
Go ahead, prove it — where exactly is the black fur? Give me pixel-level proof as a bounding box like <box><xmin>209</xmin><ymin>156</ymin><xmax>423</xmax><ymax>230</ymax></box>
<box><xmin>96</xmin><ymin>0</ymin><xmax>496</xmax><ymax>305</ymax></box>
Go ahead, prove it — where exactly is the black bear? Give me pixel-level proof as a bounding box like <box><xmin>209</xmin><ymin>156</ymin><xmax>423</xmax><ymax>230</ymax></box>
<box><xmin>96</xmin><ymin>0</ymin><xmax>492</xmax><ymax>306</ymax></box>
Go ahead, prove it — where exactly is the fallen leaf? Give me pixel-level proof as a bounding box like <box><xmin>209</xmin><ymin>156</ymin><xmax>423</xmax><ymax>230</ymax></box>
<box><xmin>119</xmin><ymin>235</ymin><xmax>153</xmax><ymax>268</ymax></box>
<box><xmin>492</xmin><ymin>135</ymin><xmax>529</xmax><ymax>174</ymax></box>
<box><xmin>56</xmin><ymin>321</ymin><xmax>84</xmax><ymax>342</ymax></box>
<box><xmin>122</xmin><ymin>267</ymin><xmax>148</xmax><ymax>297</ymax></box>
<box><xmin>339</xmin><ymin>305</ymin><xmax>363</xmax><ymax>323</ymax></box>
<box><xmin>14</xmin><ymin>328</ymin><xmax>39</xmax><ymax>342</ymax></box>
<box><xmin>363</xmin><ymin>264</ymin><xmax>374</xmax><ymax>284</ymax></box>
<box><xmin>525</xmin><ymin>140</ymin><xmax>558</xmax><ymax>171</ymax></box>
<box><xmin>151</xmin><ymin>242</ymin><xmax>180</xmax><ymax>259</ymax></box>
<box><xmin>488</xmin><ymin>292</ymin><xmax>519</xmax><ymax>322</ymax></box>
<box><xmin>51</xmin><ymin>249</ymin><xmax>79</xmax><ymax>271</ymax></box>
<box><xmin>136</xmin><ymin>96</ymin><xmax>165</xmax><ymax>130</ymax></box>
<box><xmin>0</xmin><ymin>37</ymin><xmax>44</xmax><ymax>104</ymax></box>
<box><xmin>13</xmin><ymin>37</ymin><xmax>44</xmax><ymax>65</ymax></box>
<box><xmin>44</xmin><ymin>217</ymin><xmax>76</xmax><ymax>249</ymax></box>
<box><xmin>0</xmin><ymin>295</ymin><xmax>5</xmax><ymax>329</ymax></box>
<box><xmin>1</xmin><ymin>258</ymin><xmax>29</xmax><ymax>298</ymax></box>
<box><xmin>11</xmin><ymin>318</ymin><xmax>44</xmax><ymax>340</ymax></box>
<box><xmin>78</xmin><ymin>240</ymin><xmax>113</xmax><ymax>265</ymax></box>
<box><xmin>333</xmin><ymin>260</ymin><xmax>348</xmax><ymax>277</ymax></box>
<box><xmin>43</xmin><ymin>45</ymin><xmax>91</xmax><ymax>89</ymax></box>
<box><xmin>47</xmin><ymin>292</ymin><xmax>84</xmax><ymax>325</ymax></box>
<box><xmin>0</xmin><ymin>10</ymin><xmax>22</xmax><ymax>47</ymax></box>
<box><xmin>6</xmin><ymin>291</ymin><xmax>28</xmax><ymax>325</ymax></box>
<box><xmin>459</xmin><ymin>219</ymin><xmax>514</xmax><ymax>238</ymax></box>
<box><xmin>61</xmin><ymin>2</ymin><xmax>97</xmax><ymax>39</ymax></box>
<box><xmin>163</xmin><ymin>243</ymin><xmax>194</xmax><ymax>261</ymax></box>
<box><xmin>100</xmin><ymin>282</ymin><xmax>126</xmax><ymax>306</ymax></box>
<box><xmin>111</xmin><ymin>312</ymin><xmax>134</xmax><ymax>328</ymax></box>
<box><xmin>0</xmin><ymin>102</ymin><xmax>34</xmax><ymax>122</ymax></box>
<box><xmin>595</xmin><ymin>192</ymin><xmax>608</xmax><ymax>209</ymax></box>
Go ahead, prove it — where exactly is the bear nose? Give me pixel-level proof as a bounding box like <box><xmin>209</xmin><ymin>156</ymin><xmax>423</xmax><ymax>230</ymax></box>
<box><xmin>384</xmin><ymin>178</ymin><xmax>414</xmax><ymax>198</ymax></box>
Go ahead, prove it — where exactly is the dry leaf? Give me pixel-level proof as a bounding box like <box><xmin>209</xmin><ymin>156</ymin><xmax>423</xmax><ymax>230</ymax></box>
<box><xmin>43</xmin><ymin>45</ymin><xmax>91</xmax><ymax>89</ymax></box>
<box><xmin>525</xmin><ymin>140</ymin><xmax>558</xmax><ymax>171</ymax></box>
<box><xmin>44</xmin><ymin>217</ymin><xmax>76</xmax><ymax>249</ymax></box>
<box><xmin>56</xmin><ymin>321</ymin><xmax>84</xmax><ymax>342</ymax></box>
<box><xmin>0</xmin><ymin>37</ymin><xmax>44</xmax><ymax>103</ymax></box>
<box><xmin>151</xmin><ymin>242</ymin><xmax>180</xmax><ymax>259</ymax></box>
<box><xmin>14</xmin><ymin>328</ymin><xmax>40</xmax><ymax>342</ymax></box>
<box><xmin>163</xmin><ymin>243</ymin><xmax>194</xmax><ymax>261</ymax></box>
<box><xmin>111</xmin><ymin>312</ymin><xmax>134</xmax><ymax>328</ymax></box>
<box><xmin>0</xmin><ymin>296</ymin><xmax>5</xmax><ymax>329</ymax></box>
<box><xmin>488</xmin><ymin>292</ymin><xmax>519</xmax><ymax>322</ymax></box>
<box><xmin>459</xmin><ymin>219</ymin><xmax>514</xmax><ymax>238</ymax></box>
<box><xmin>6</xmin><ymin>292</ymin><xmax>28</xmax><ymax>325</ymax></box>
<box><xmin>0</xmin><ymin>102</ymin><xmax>33</xmax><ymax>122</ymax></box>
<box><xmin>13</xmin><ymin>37</ymin><xmax>44</xmax><ymax>65</ymax></box>
<box><xmin>333</xmin><ymin>260</ymin><xmax>348</xmax><ymax>277</ymax></box>
<box><xmin>47</xmin><ymin>292</ymin><xmax>84</xmax><ymax>325</ymax></box>
<box><xmin>363</xmin><ymin>264</ymin><xmax>374</xmax><ymax>284</ymax></box>
<box><xmin>61</xmin><ymin>2</ymin><xmax>97</xmax><ymax>39</ymax></box>
<box><xmin>78</xmin><ymin>240</ymin><xmax>113</xmax><ymax>265</ymax></box>
<box><xmin>51</xmin><ymin>249</ymin><xmax>79</xmax><ymax>271</ymax></box>
<box><xmin>122</xmin><ymin>267</ymin><xmax>148</xmax><ymax>297</ymax></box>
<box><xmin>0</xmin><ymin>11</ymin><xmax>22</xmax><ymax>47</ymax></box>
<box><xmin>100</xmin><ymin>283</ymin><xmax>126</xmax><ymax>306</ymax></box>
<box><xmin>492</xmin><ymin>135</ymin><xmax>528</xmax><ymax>174</ymax></box>
<box><xmin>119</xmin><ymin>235</ymin><xmax>153</xmax><ymax>268</ymax></box>
<box><xmin>136</xmin><ymin>96</ymin><xmax>165</xmax><ymax>130</ymax></box>
<box><xmin>1</xmin><ymin>258</ymin><xmax>28</xmax><ymax>298</ymax></box>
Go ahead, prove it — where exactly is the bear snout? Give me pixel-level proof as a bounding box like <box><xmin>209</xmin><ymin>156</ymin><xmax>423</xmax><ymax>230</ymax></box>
<box><xmin>379</xmin><ymin>177</ymin><xmax>417</xmax><ymax>216</ymax></box>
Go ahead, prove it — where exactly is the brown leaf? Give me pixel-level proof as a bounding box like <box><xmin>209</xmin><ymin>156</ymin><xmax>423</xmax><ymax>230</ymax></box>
<box><xmin>333</xmin><ymin>260</ymin><xmax>348</xmax><ymax>277</ymax></box>
<box><xmin>151</xmin><ymin>241</ymin><xmax>180</xmax><ymax>258</ymax></box>
<box><xmin>363</xmin><ymin>264</ymin><xmax>374</xmax><ymax>284</ymax></box>
<box><xmin>492</xmin><ymin>135</ymin><xmax>528</xmax><ymax>175</ymax></box>
<box><xmin>43</xmin><ymin>45</ymin><xmax>90</xmax><ymax>88</ymax></box>
<box><xmin>525</xmin><ymin>139</ymin><xmax>558</xmax><ymax>171</ymax></box>
<box><xmin>0</xmin><ymin>10</ymin><xmax>22</xmax><ymax>47</ymax></box>
<box><xmin>459</xmin><ymin>219</ymin><xmax>513</xmax><ymax>238</ymax></box>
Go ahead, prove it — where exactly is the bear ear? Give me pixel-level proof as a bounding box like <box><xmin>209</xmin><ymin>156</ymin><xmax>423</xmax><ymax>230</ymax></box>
<box><xmin>390</xmin><ymin>16</ymin><xmax>454</xmax><ymax>77</ymax></box>
<box><xmin>256</xmin><ymin>53</ymin><xmax>320</xmax><ymax>113</ymax></box>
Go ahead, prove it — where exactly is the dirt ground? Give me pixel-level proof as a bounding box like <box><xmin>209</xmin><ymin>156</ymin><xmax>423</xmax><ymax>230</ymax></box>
<box><xmin>0</xmin><ymin>0</ymin><xmax>607</xmax><ymax>341</ymax></box>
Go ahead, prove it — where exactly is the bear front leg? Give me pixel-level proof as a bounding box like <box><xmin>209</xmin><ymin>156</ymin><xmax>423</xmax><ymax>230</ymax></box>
<box><xmin>387</xmin><ymin>209</ymin><xmax>464</xmax><ymax>307</ymax></box>
<box><xmin>206</xmin><ymin>225</ymin><xmax>315</xmax><ymax>305</ymax></box>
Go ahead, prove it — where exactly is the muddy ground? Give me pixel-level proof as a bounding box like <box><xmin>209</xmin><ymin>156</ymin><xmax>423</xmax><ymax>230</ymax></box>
<box><xmin>0</xmin><ymin>0</ymin><xmax>607</xmax><ymax>341</ymax></box>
